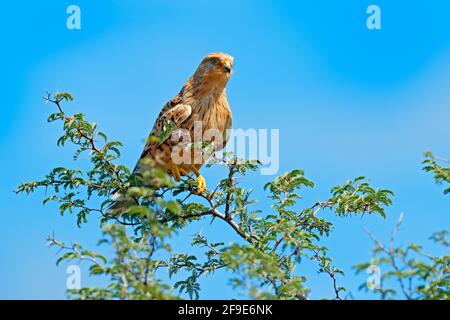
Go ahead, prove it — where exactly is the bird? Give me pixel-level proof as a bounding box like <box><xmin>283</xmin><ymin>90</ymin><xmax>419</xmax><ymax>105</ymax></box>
<box><xmin>134</xmin><ymin>52</ymin><xmax>234</xmax><ymax>194</ymax></box>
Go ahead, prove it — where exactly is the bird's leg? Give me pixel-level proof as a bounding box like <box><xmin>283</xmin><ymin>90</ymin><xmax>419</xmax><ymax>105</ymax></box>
<box><xmin>168</xmin><ymin>161</ymin><xmax>181</xmax><ymax>182</ymax></box>
<box><xmin>191</xmin><ymin>166</ymin><xmax>206</xmax><ymax>193</ymax></box>
<box><xmin>178</xmin><ymin>167</ymin><xmax>189</xmax><ymax>176</ymax></box>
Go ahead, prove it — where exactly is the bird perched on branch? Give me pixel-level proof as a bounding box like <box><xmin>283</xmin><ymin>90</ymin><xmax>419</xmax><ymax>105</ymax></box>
<box><xmin>135</xmin><ymin>52</ymin><xmax>234</xmax><ymax>193</ymax></box>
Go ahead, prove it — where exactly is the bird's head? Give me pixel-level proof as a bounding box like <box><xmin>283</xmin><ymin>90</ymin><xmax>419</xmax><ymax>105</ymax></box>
<box><xmin>194</xmin><ymin>52</ymin><xmax>234</xmax><ymax>87</ymax></box>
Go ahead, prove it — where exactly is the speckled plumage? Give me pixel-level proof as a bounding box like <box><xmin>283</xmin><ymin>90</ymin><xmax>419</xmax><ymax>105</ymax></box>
<box><xmin>136</xmin><ymin>53</ymin><xmax>234</xmax><ymax>186</ymax></box>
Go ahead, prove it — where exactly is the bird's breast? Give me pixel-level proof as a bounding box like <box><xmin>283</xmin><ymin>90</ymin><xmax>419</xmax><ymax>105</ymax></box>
<box><xmin>184</xmin><ymin>94</ymin><xmax>230</xmax><ymax>142</ymax></box>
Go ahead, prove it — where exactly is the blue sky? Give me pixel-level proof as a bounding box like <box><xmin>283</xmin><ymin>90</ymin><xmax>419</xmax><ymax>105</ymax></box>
<box><xmin>0</xmin><ymin>0</ymin><xmax>449</xmax><ymax>299</ymax></box>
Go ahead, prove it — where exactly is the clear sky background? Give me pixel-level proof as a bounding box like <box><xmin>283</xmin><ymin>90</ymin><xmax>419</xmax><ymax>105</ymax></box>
<box><xmin>0</xmin><ymin>0</ymin><xmax>449</xmax><ymax>299</ymax></box>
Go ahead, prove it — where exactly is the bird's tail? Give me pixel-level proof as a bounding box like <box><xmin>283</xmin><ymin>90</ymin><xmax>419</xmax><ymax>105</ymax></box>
<box><xmin>105</xmin><ymin>192</ymin><xmax>133</xmax><ymax>217</ymax></box>
<box><xmin>107</xmin><ymin>165</ymin><xmax>151</xmax><ymax>216</ymax></box>
<box><xmin>106</xmin><ymin>160</ymin><xmax>163</xmax><ymax>216</ymax></box>
<box><xmin>106</xmin><ymin>164</ymin><xmax>141</xmax><ymax>216</ymax></box>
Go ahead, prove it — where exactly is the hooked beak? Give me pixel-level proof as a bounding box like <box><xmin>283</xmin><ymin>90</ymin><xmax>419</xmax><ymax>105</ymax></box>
<box><xmin>224</xmin><ymin>61</ymin><xmax>232</xmax><ymax>73</ymax></box>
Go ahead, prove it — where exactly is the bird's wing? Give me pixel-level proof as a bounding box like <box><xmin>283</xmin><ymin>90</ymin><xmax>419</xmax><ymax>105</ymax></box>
<box><xmin>111</xmin><ymin>101</ymin><xmax>192</xmax><ymax>212</ymax></box>
<box><xmin>135</xmin><ymin>102</ymin><xmax>192</xmax><ymax>171</ymax></box>
<box><xmin>151</xmin><ymin>103</ymin><xmax>192</xmax><ymax>144</ymax></box>
<box><xmin>212</xmin><ymin>112</ymin><xmax>232</xmax><ymax>152</ymax></box>
<box><xmin>222</xmin><ymin>113</ymin><xmax>232</xmax><ymax>149</ymax></box>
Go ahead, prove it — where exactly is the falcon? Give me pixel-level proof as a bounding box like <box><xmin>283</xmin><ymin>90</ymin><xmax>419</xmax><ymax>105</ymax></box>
<box><xmin>135</xmin><ymin>52</ymin><xmax>234</xmax><ymax>193</ymax></box>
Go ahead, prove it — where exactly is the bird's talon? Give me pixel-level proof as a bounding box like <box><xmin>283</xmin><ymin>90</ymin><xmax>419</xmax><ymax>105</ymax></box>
<box><xmin>195</xmin><ymin>175</ymin><xmax>206</xmax><ymax>193</ymax></box>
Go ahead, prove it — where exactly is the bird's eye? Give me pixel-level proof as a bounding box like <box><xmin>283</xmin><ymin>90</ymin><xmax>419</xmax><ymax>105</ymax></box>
<box><xmin>210</xmin><ymin>58</ymin><xmax>218</xmax><ymax>64</ymax></box>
